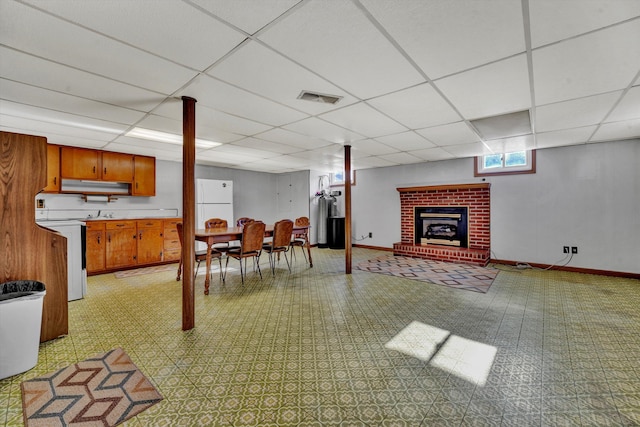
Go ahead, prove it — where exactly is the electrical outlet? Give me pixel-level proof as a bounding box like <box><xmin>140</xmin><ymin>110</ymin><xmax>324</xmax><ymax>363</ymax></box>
<box><xmin>563</xmin><ymin>246</ymin><xmax>569</xmax><ymax>254</ymax></box>
<box><xmin>571</xmin><ymin>246</ymin><xmax>578</xmax><ymax>254</ymax></box>
<box><xmin>368</xmin><ymin>232</ymin><xmax>373</xmax><ymax>238</ymax></box>
<box><xmin>36</xmin><ymin>199</ymin><xmax>45</xmax><ymax>209</ymax></box>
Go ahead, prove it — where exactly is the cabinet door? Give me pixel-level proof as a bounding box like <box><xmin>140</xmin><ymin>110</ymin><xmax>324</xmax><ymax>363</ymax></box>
<box><xmin>86</xmin><ymin>229</ymin><xmax>105</xmax><ymax>273</ymax></box>
<box><xmin>133</xmin><ymin>155</ymin><xmax>156</xmax><ymax>196</ymax></box>
<box><xmin>60</xmin><ymin>147</ymin><xmax>100</xmax><ymax>180</ymax></box>
<box><xmin>105</xmin><ymin>221</ymin><xmax>137</xmax><ymax>269</ymax></box>
<box><xmin>43</xmin><ymin>144</ymin><xmax>61</xmax><ymax>193</ymax></box>
<box><xmin>137</xmin><ymin>220</ymin><xmax>163</xmax><ymax>264</ymax></box>
<box><xmin>102</xmin><ymin>152</ymin><xmax>134</xmax><ymax>183</ymax></box>
<box><xmin>163</xmin><ymin>219</ymin><xmax>182</xmax><ymax>262</ymax></box>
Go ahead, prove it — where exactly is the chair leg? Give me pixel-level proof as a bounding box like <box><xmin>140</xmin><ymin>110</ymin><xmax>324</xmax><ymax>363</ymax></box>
<box><xmin>176</xmin><ymin>259</ymin><xmax>182</xmax><ymax>281</ymax></box>
<box><xmin>283</xmin><ymin>250</ymin><xmax>291</xmax><ymax>273</ymax></box>
<box><xmin>255</xmin><ymin>254</ymin><xmax>262</xmax><ymax>279</ymax></box>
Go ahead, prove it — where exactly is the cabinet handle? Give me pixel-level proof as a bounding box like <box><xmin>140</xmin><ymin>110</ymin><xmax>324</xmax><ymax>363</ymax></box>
<box><xmin>53</xmin><ymin>177</ymin><xmax>57</xmax><ymax>185</ymax></box>
<box><xmin>108</xmin><ymin>234</ymin><xmax>111</xmax><ymax>243</ymax></box>
<box><xmin>104</xmin><ymin>167</ymin><xmax>107</xmax><ymax>175</ymax></box>
<box><xmin>93</xmin><ymin>166</ymin><xmax>96</xmax><ymax>173</ymax></box>
<box><xmin>139</xmin><ymin>232</ymin><xmax>142</xmax><ymax>240</ymax></box>
<box><xmin>97</xmin><ymin>235</ymin><xmax>101</xmax><ymax>244</ymax></box>
<box><xmin>134</xmin><ymin>234</ymin><xmax>137</xmax><ymax>239</ymax></box>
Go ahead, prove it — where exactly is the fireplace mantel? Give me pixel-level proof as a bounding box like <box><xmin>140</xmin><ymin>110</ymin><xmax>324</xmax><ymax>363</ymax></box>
<box><xmin>397</xmin><ymin>183</ymin><xmax>490</xmax><ymax>193</ymax></box>
<box><xmin>394</xmin><ymin>183</ymin><xmax>491</xmax><ymax>266</ymax></box>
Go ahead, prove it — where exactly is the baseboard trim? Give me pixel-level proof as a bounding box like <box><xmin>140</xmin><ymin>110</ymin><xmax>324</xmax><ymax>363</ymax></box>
<box><xmin>491</xmin><ymin>259</ymin><xmax>640</xmax><ymax>280</ymax></box>
<box><xmin>353</xmin><ymin>244</ymin><xmax>394</xmax><ymax>252</ymax></box>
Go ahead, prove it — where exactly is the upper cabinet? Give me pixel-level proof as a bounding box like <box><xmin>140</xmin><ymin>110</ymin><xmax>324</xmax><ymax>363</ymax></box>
<box><xmin>61</xmin><ymin>147</ymin><xmax>133</xmax><ymax>182</ymax></box>
<box><xmin>52</xmin><ymin>145</ymin><xmax>155</xmax><ymax>196</ymax></box>
<box><xmin>43</xmin><ymin>144</ymin><xmax>61</xmax><ymax>193</ymax></box>
<box><xmin>133</xmin><ymin>155</ymin><xmax>156</xmax><ymax>196</ymax></box>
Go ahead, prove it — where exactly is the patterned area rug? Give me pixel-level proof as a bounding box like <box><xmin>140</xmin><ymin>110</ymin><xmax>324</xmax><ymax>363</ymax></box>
<box><xmin>355</xmin><ymin>255</ymin><xmax>498</xmax><ymax>293</ymax></box>
<box><xmin>21</xmin><ymin>348</ymin><xmax>162</xmax><ymax>426</ymax></box>
<box><xmin>113</xmin><ymin>264</ymin><xmax>177</xmax><ymax>278</ymax></box>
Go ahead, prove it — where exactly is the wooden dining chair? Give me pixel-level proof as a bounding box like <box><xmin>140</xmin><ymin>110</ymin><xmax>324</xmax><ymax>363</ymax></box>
<box><xmin>176</xmin><ymin>222</ymin><xmax>223</xmax><ymax>282</ymax></box>
<box><xmin>205</xmin><ymin>218</ymin><xmax>230</xmax><ymax>253</ymax></box>
<box><xmin>225</xmin><ymin>220</ymin><xmax>266</xmax><ymax>284</ymax></box>
<box><xmin>290</xmin><ymin>216</ymin><xmax>310</xmax><ymax>264</ymax></box>
<box><xmin>236</xmin><ymin>217</ymin><xmax>254</xmax><ymax>227</ymax></box>
<box><xmin>263</xmin><ymin>219</ymin><xmax>294</xmax><ymax>275</ymax></box>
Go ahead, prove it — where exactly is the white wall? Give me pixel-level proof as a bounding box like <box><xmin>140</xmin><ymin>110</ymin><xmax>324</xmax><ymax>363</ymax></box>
<box><xmin>351</xmin><ymin>139</ymin><xmax>640</xmax><ymax>274</ymax></box>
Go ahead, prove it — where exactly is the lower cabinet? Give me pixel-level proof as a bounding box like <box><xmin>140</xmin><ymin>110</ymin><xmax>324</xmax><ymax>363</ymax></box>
<box><xmin>105</xmin><ymin>220</ymin><xmax>137</xmax><ymax>269</ymax></box>
<box><xmin>86</xmin><ymin>222</ymin><xmax>106</xmax><ymax>272</ymax></box>
<box><xmin>137</xmin><ymin>219</ymin><xmax>164</xmax><ymax>264</ymax></box>
<box><xmin>87</xmin><ymin>217</ymin><xmax>182</xmax><ymax>275</ymax></box>
<box><xmin>163</xmin><ymin>218</ymin><xmax>181</xmax><ymax>262</ymax></box>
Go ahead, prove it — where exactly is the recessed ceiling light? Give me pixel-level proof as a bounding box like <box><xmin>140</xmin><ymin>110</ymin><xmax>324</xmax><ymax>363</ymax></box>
<box><xmin>125</xmin><ymin>127</ymin><xmax>220</xmax><ymax>148</ymax></box>
<box><xmin>297</xmin><ymin>90</ymin><xmax>342</xmax><ymax>105</ymax></box>
<box><xmin>470</xmin><ymin>110</ymin><xmax>532</xmax><ymax>141</ymax></box>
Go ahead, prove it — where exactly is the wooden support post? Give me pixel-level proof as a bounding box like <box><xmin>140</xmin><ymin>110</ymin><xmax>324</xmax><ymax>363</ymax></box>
<box><xmin>344</xmin><ymin>144</ymin><xmax>352</xmax><ymax>274</ymax></box>
<box><xmin>182</xmin><ymin>96</ymin><xmax>196</xmax><ymax>331</ymax></box>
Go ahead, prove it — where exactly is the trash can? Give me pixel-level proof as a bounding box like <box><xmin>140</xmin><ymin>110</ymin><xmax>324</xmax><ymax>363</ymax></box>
<box><xmin>0</xmin><ymin>281</ymin><xmax>46</xmax><ymax>380</ymax></box>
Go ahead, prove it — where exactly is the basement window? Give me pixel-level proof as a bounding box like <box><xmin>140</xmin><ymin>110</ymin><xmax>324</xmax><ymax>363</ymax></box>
<box><xmin>474</xmin><ymin>150</ymin><xmax>536</xmax><ymax>176</ymax></box>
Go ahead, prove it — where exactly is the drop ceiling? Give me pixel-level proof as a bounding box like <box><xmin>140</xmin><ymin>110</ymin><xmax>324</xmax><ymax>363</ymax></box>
<box><xmin>1</xmin><ymin>0</ymin><xmax>639</xmax><ymax>173</ymax></box>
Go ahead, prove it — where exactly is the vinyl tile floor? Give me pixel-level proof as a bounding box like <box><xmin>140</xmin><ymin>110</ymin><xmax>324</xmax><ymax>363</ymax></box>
<box><xmin>2</xmin><ymin>247</ymin><xmax>639</xmax><ymax>426</ymax></box>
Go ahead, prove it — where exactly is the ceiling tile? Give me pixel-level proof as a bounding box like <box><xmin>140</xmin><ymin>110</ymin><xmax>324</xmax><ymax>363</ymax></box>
<box><xmin>0</xmin><ymin>1</ymin><xmax>198</xmax><ymax>94</ymax></box>
<box><xmin>408</xmin><ymin>147</ymin><xmax>456</xmax><ymax>162</ymax></box>
<box><xmin>133</xmin><ymin>114</ymin><xmax>242</xmax><ymax>144</ymax></box>
<box><xmin>208</xmin><ymin>41</ymin><xmax>357</xmax><ymax>114</ymax></box>
<box><xmin>435</xmin><ymin>55</ymin><xmax>531</xmax><ymax>120</ymax></box>
<box><xmin>258</xmin><ymin>0</ymin><xmax>424</xmax><ymax>99</ymax></box>
<box><xmin>0</xmin><ymin>79</ymin><xmax>146</xmax><ymax>125</ymax></box>
<box><xmin>257</xmin><ymin>128</ymin><xmax>335</xmax><ymax>150</ymax></box>
<box><xmin>607</xmin><ymin>86</ymin><xmax>640</xmax><ymax>122</ymax></box>
<box><xmin>349</xmin><ymin>139</ymin><xmax>399</xmax><ymax>156</ymax></box>
<box><xmin>352</xmin><ymin>156</ymin><xmax>398</xmax><ymax>169</ymax></box>
<box><xmin>190</xmin><ymin>0</ymin><xmax>299</xmax><ymax>35</ymax></box>
<box><xmin>536</xmin><ymin>91</ymin><xmax>622</xmax><ymax>132</ymax></box>
<box><xmin>416</xmin><ymin>122</ymin><xmax>479</xmax><ymax>146</ymax></box>
<box><xmin>483</xmin><ymin>134</ymin><xmax>536</xmax><ymax>153</ymax></box>
<box><xmin>591</xmin><ymin>118</ymin><xmax>640</xmax><ymax>142</ymax></box>
<box><xmin>282</xmin><ymin>118</ymin><xmax>364</xmax><ymax>144</ymax></box>
<box><xmin>179</xmin><ymin>75</ymin><xmax>308</xmax><ymax>126</ymax></box>
<box><xmin>367</xmin><ymin>83</ymin><xmax>460</xmax><ymax>129</ymax></box>
<box><xmin>535</xmin><ymin>127</ymin><xmax>596</xmax><ymax>149</ymax></box>
<box><xmin>21</xmin><ymin>0</ymin><xmax>247</xmax><ymax>71</ymax></box>
<box><xmin>231</xmin><ymin>137</ymin><xmax>303</xmax><ymax>155</ymax></box>
<box><xmin>374</xmin><ymin>131</ymin><xmax>436</xmax><ymax>151</ymax></box>
<box><xmin>0</xmin><ymin>100</ymin><xmax>129</xmax><ymax>136</ymax></box>
<box><xmin>319</xmin><ymin>102</ymin><xmax>407</xmax><ymax>138</ymax></box>
<box><xmin>361</xmin><ymin>0</ymin><xmax>525</xmax><ymax>78</ymax></box>
<box><xmin>442</xmin><ymin>142</ymin><xmax>490</xmax><ymax>157</ymax></box>
<box><xmin>0</xmin><ymin>114</ymin><xmax>117</xmax><ymax>143</ymax></box>
<box><xmin>377</xmin><ymin>152</ymin><xmax>424</xmax><ymax>164</ymax></box>
<box><xmin>109</xmin><ymin>136</ymin><xmax>184</xmax><ymax>156</ymax></box>
<box><xmin>0</xmin><ymin>47</ymin><xmax>164</xmax><ymax>112</ymax></box>
<box><xmin>529</xmin><ymin>0</ymin><xmax>640</xmax><ymax>48</ymax></box>
<box><xmin>533</xmin><ymin>20</ymin><xmax>640</xmax><ymax>105</ymax></box>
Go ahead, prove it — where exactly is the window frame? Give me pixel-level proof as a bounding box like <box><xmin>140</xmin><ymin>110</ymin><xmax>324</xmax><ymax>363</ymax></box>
<box><xmin>474</xmin><ymin>149</ymin><xmax>536</xmax><ymax>177</ymax></box>
<box><xmin>330</xmin><ymin>169</ymin><xmax>356</xmax><ymax>187</ymax></box>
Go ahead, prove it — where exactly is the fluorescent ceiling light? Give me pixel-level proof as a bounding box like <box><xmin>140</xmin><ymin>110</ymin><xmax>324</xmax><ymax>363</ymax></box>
<box><xmin>126</xmin><ymin>127</ymin><xmax>220</xmax><ymax>148</ymax></box>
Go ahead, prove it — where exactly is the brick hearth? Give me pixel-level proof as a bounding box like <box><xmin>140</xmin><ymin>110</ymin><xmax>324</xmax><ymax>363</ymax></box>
<box><xmin>393</xmin><ymin>183</ymin><xmax>490</xmax><ymax>266</ymax></box>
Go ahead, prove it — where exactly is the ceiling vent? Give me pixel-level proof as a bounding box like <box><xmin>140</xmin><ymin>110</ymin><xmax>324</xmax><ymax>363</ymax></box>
<box><xmin>470</xmin><ymin>110</ymin><xmax>532</xmax><ymax>140</ymax></box>
<box><xmin>297</xmin><ymin>90</ymin><xmax>342</xmax><ymax>105</ymax></box>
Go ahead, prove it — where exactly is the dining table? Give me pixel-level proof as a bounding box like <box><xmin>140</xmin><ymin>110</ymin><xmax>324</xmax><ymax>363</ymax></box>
<box><xmin>195</xmin><ymin>223</ymin><xmax>312</xmax><ymax>294</ymax></box>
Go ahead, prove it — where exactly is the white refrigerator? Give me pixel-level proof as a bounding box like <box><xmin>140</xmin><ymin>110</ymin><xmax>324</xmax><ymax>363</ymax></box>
<box><xmin>196</xmin><ymin>179</ymin><xmax>234</xmax><ymax>249</ymax></box>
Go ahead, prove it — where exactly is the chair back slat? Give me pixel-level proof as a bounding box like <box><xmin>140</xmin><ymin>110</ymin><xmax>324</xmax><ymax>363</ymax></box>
<box><xmin>273</xmin><ymin>219</ymin><xmax>294</xmax><ymax>248</ymax></box>
<box><xmin>205</xmin><ymin>218</ymin><xmax>227</xmax><ymax>229</ymax></box>
<box><xmin>236</xmin><ymin>217</ymin><xmax>254</xmax><ymax>227</ymax></box>
<box><xmin>241</xmin><ymin>221</ymin><xmax>265</xmax><ymax>253</ymax></box>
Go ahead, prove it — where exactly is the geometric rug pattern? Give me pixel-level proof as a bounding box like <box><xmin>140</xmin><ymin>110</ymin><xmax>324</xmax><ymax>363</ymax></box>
<box><xmin>21</xmin><ymin>348</ymin><xmax>162</xmax><ymax>427</ymax></box>
<box><xmin>355</xmin><ymin>254</ymin><xmax>498</xmax><ymax>293</ymax></box>
<box><xmin>113</xmin><ymin>264</ymin><xmax>177</xmax><ymax>279</ymax></box>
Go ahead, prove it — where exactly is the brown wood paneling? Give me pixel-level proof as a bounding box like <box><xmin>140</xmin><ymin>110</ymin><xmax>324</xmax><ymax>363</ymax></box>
<box><xmin>1</xmin><ymin>131</ymin><xmax>68</xmax><ymax>342</ymax></box>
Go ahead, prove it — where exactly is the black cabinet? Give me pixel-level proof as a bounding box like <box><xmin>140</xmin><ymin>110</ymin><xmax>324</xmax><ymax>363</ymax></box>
<box><xmin>327</xmin><ymin>217</ymin><xmax>345</xmax><ymax>249</ymax></box>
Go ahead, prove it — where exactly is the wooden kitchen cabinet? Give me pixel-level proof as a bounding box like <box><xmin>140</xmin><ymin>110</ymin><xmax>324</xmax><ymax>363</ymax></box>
<box><xmin>86</xmin><ymin>221</ymin><xmax>106</xmax><ymax>273</ymax></box>
<box><xmin>137</xmin><ymin>219</ymin><xmax>164</xmax><ymax>264</ymax></box>
<box><xmin>163</xmin><ymin>218</ymin><xmax>181</xmax><ymax>262</ymax></box>
<box><xmin>105</xmin><ymin>220</ymin><xmax>137</xmax><ymax>269</ymax></box>
<box><xmin>43</xmin><ymin>144</ymin><xmax>61</xmax><ymax>193</ymax></box>
<box><xmin>101</xmin><ymin>151</ymin><xmax>134</xmax><ymax>183</ymax></box>
<box><xmin>132</xmin><ymin>155</ymin><xmax>156</xmax><ymax>196</ymax></box>
<box><xmin>61</xmin><ymin>146</ymin><xmax>100</xmax><ymax>180</ymax></box>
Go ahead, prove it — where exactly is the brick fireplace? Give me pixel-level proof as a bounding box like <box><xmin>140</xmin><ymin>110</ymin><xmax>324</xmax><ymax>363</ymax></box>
<box><xmin>393</xmin><ymin>183</ymin><xmax>490</xmax><ymax>266</ymax></box>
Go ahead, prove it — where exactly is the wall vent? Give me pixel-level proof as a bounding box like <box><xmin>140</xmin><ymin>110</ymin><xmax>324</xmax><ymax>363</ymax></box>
<box><xmin>297</xmin><ymin>90</ymin><xmax>342</xmax><ymax>105</ymax></box>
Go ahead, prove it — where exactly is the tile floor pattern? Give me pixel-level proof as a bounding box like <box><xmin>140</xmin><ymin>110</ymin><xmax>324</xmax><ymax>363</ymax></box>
<box><xmin>1</xmin><ymin>248</ymin><xmax>639</xmax><ymax>426</ymax></box>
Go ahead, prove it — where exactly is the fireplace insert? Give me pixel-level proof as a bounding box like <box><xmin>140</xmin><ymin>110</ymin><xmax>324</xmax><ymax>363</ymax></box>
<box><xmin>415</xmin><ymin>206</ymin><xmax>468</xmax><ymax>247</ymax></box>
